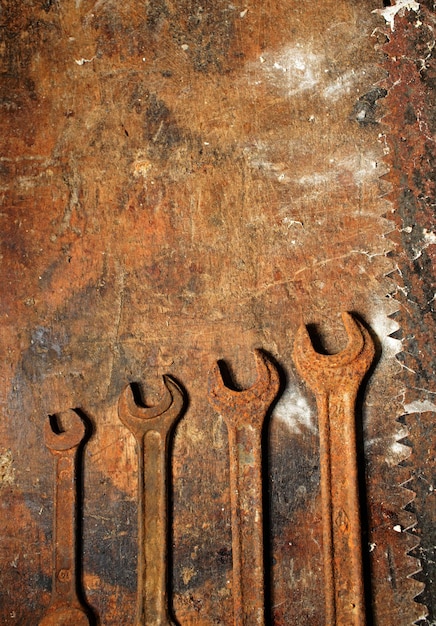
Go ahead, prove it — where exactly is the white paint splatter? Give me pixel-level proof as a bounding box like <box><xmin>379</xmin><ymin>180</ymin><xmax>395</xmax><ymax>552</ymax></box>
<box><xmin>388</xmin><ymin>440</ymin><xmax>410</xmax><ymax>466</ymax></box>
<box><xmin>259</xmin><ymin>46</ymin><xmax>323</xmax><ymax>97</ymax></box>
<box><xmin>373</xmin><ymin>1</ymin><xmax>420</xmax><ymax>31</ymax></box>
<box><xmin>297</xmin><ymin>172</ymin><xmax>331</xmax><ymax>186</ymax></box>
<box><xmin>75</xmin><ymin>57</ymin><xmax>95</xmax><ymax>65</ymax></box>
<box><xmin>367</xmin><ymin>309</ymin><xmax>401</xmax><ymax>360</ymax></box>
<box><xmin>273</xmin><ymin>385</ymin><xmax>316</xmax><ymax>434</ymax></box>
<box><xmin>322</xmin><ymin>69</ymin><xmax>359</xmax><ymax>101</ymax></box>
<box><xmin>132</xmin><ymin>151</ymin><xmax>152</xmax><ymax>179</ymax></box>
<box><xmin>133</xmin><ymin>161</ymin><xmax>152</xmax><ymax>178</ymax></box>
<box><xmin>310</xmin><ymin>153</ymin><xmax>383</xmax><ymax>187</ymax></box>
<box><xmin>404</xmin><ymin>399</ymin><xmax>436</xmax><ymax>413</ymax></box>
<box><xmin>246</xmin><ymin>143</ymin><xmax>386</xmax><ymax>192</ymax></box>
<box><xmin>410</xmin><ymin>228</ymin><xmax>436</xmax><ymax>260</ymax></box>
<box><xmin>0</xmin><ymin>449</ymin><xmax>15</xmax><ymax>488</ymax></box>
<box><xmin>282</xmin><ymin>217</ymin><xmax>303</xmax><ymax>228</ymax></box>
<box><xmin>253</xmin><ymin>43</ymin><xmax>373</xmax><ymax>104</ymax></box>
<box><xmin>423</xmin><ymin>229</ymin><xmax>436</xmax><ymax>245</ymax></box>
<box><xmin>245</xmin><ymin>151</ymin><xmax>291</xmax><ymax>183</ymax></box>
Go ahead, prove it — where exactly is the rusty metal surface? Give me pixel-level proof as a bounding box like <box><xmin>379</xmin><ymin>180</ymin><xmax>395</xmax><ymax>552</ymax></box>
<box><xmin>0</xmin><ymin>0</ymin><xmax>434</xmax><ymax>624</ymax></box>
<box><xmin>375</xmin><ymin>2</ymin><xmax>436</xmax><ymax>623</ymax></box>
<box><xmin>40</xmin><ymin>409</ymin><xmax>94</xmax><ymax>625</ymax></box>
<box><xmin>208</xmin><ymin>350</ymin><xmax>280</xmax><ymax>625</ymax></box>
<box><xmin>118</xmin><ymin>376</ymin><xmax>185</xmax><ymax>626</ymax></box>
<box><xmin>293</xmin><ymin>312</ymin><xmax>375</xmax><ymax>625</ymax></box>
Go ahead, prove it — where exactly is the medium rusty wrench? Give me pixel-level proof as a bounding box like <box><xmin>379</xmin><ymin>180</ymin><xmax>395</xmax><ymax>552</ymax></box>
<box><xmin>118</xmin><ymin>375</ymin><xmax>184</xmax><ymax>626</ymax></box>
<box><xmin>293</xmin><ymin>312</ymin><xmax>375</xmax><ymax>626</ymax></box>
<box><xmin>40</xmin><ymin>409</ymin><xmax>92</xmax><ymax>626</ymax></box>
<box><xmin>208</xmin><ymin>350</ymin><xmax>280</xmax><ymax>626</ymax></box>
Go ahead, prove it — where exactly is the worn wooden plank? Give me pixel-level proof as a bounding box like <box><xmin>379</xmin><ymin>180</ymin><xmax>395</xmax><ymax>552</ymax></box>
<box><xmin>0</xmin><ymin>1</ymin><xmax>433</xmax><ymax>624</ymax></box>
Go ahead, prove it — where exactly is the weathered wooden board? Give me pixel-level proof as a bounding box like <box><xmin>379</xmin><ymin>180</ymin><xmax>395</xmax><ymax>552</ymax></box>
<box><xmin>0</xmin><ymin>1</ymin><xmax>433</xmax><ymax>624</ymax></box>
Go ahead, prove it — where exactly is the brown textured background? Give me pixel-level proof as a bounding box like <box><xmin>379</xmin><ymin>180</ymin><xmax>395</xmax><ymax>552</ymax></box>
<box><xmin>0</xmin><ymin>1</ymin><xmax>434</xmax><ymax>624</ymax></box>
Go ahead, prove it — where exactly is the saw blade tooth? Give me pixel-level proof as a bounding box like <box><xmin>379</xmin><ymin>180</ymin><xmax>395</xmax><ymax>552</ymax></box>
<box><xmin>375</xmin><ymin>2</ymin><xmax>435</xmax><ymax>620</ymax></box>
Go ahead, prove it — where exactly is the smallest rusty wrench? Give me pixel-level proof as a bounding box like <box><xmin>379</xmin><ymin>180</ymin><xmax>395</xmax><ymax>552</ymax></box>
<box><xmin>208</xmin><ymin>350</ymin><xmax>280</xmax><ymax>626</ymax></box>
<box><xmin>293</xmin><ymin>312</ymin><xmax>375</xmax><ymax>626</ymax></box>
<box><xmin>40</xmin><ymin>409</ymin><xmax>92</xmax><ymax>626</ymax></box>
<box><xmin>118</xmin><ymin>375</ymin><xmax>184</xmax><ymax>626</ymax></box>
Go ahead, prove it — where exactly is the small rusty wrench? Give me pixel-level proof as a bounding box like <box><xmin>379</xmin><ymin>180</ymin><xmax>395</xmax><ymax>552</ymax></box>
<box><xmin>208</xmin><ymin>350</ymin><xmax>280</xmax><ymax>626</ymax></box>
<box><xmin>118</xmin><ymin>375</ymin><xmax>184</xmax><ymax>626</ymax></box>
<box><xmin>293</xmin><ymin>312</ymin><xmax>375</xmax><ymax>626</ymax></box>
<box><xmin>40</xmin><ymin>409</ymin><xmax>92</xmax><ymax>626</ymax></box>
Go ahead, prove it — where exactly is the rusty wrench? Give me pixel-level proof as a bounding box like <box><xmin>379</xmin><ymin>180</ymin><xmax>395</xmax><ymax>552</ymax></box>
<box><xmin>208</xmin><ymin>350</ymin><xmax>280</xmax><ymax>626</ymax></box>
<box><xmin>118</xmin><ymin>375</ymin><xmax>184</xmax><ymax>626</ymax></box>
<box><xmin>40</xmin><ymin>409</ymin><xmax>92</xmax><ymax>626</ymax></box>
<box><xmin>293</xmin><ymin>312</ymin><xmax>375</xmax><ymax>625</ymax></box>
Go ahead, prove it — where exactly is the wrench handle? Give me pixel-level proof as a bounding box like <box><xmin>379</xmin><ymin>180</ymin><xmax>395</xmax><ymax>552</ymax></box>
<box><xmin>51</xmin><ymin>448</ymin><xmax>81</xmax><ymax>607</ymax></box>
<box><xmin>136</xmin><ymin>429</ymin><xmax>175</xmax><ymax>626</ymax></box>
<box><xmin>40</xmin><ymin>413</ymin><xmax>92</xmax><ymax>626</ymax></box>
<box><xmin>318</xmin><ymin>390</ymin><xmax>365</xmax><ymax>626</ymax></box>
<box><xmin>228</xmin><ymin>425</ymin><xmax>265</xmax><ymax>626</ymax></box>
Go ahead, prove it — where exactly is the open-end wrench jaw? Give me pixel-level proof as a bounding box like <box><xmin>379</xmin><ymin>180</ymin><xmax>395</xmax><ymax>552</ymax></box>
<box><xmin>44</xmin><ymin>410</ymin><xmax>86</xmax><ymax>452</ymax></box>
<box><xmin>293</xmin><ymin>312</ymin><xmax>375</xmax><ymax>392</ymax></box>
<box><xmin>118</xmin><ymin>375</ymin><xmax>184</xmax><ymax>437</ymax></box>
<box><xmin>208</xmin><ymin>349</ymin><xmax>280</xmax><ymax>427</ymax></box>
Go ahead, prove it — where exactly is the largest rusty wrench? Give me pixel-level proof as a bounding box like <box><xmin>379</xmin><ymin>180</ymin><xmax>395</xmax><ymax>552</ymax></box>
<box><xmin>118</xmin><ymin>375</ymin><xmax>184</xmax><ymax>626</ymax></box>
<box><xmin>208</xmin><ymin>350</ymin><xmax>280</xmax><ymax>626</ymax></box>
<box><xmin>293</xmin><ymin>312</ymin><xmax>375</xmax><ymax>626</ymax></box>
<box><xmin>40</xmin><ymin>409</ymin><xmax>93</xmax><ymax>626</ymax></box>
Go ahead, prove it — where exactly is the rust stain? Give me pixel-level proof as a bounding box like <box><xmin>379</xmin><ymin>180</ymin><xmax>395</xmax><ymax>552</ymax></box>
<box><xmin>40</xmin><ymin>409</ymin><xmax>95</xmax><ymax>625</ymax></box>
<box><xmin>208</xmin><ymin>350</ymin><xmax>281</xmax><ymax>625</ymax></box>
<box><xmin>293</xmin><ymin>313</ymin><xmax>375</xmax><ymax>625</ymax></box>
<box><xmin>377</xmin><ymin>1</ymin><xmax>436</xmax><ymax>622</ymax></box>
<box><xmin>118</xmin><ymin>375</ymin><xmax>185</xmax><ymax>626</ymax></box>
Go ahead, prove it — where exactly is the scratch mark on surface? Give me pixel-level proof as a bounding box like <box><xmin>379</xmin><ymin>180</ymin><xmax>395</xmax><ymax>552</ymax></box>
<box><xmin>104</xmin><ymin>263</ymin><xmax>126</xmax><ymax>396</ymax></box>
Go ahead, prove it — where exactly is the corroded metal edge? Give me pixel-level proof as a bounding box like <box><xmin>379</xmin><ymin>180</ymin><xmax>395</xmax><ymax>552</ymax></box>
<box><xmin>375</xmin><ymin>2</ymin><xmax>434</xmax><ymax>622</ymax></box>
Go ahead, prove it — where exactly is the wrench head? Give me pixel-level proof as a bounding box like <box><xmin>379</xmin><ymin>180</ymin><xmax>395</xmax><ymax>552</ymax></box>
<box><xmin>118</xmin><ymin>374</ymin><xmax>185</xmax><ymax>436</ymax></box>
<box><xmin>44</xmin><ymin>410</ymin><xmax>86</xmax><ymax>452</ymax></box>
<box><xmin>293</xmin><ymin>311</ymin><xmax>375</xmax><ymax>393</ymax></box>
<box><xmin>208</xmin><ymin>349</ymin><xmax>280</xmax><ymax>427</ymax></box>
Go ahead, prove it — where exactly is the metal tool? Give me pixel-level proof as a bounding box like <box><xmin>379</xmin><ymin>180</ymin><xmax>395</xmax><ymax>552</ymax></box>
<box><xmin>118</xmin><ymin>375</ymin><xmax>184</xmax><ymax>626</ymax></box>
<box><xmin>293</xmin><ymin>311</ymin><xmax>375</xmax><ymax>625</ymax></box>
<box><xmin>40</xmin><ymin>409</ymin><xmax>92</xmax><ymax>626</ymax></box>
<box><xmin>208</xmin><ymin>350</ymin><xmax>280</xmax><ymax>626</ymax></box>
